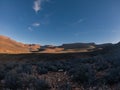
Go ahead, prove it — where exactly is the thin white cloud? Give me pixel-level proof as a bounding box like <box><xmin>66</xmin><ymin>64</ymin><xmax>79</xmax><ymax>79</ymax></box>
<box><xmin>33</xmin><ymin>0</ymin><xmax>42</xmax><ymax>13</ymax></box>
<box><xmin>28</xmin><ymin>27</ymin><xmax>33</xmax><ymax>31</ymax></box>
<box><xmin>32</xmin><ymin>22</ymin><xmax>40</xmax><ymax>27</ymax></box>
<box><xmin>33</xmin><ymin>0</ymin><xmax>50</xmax><ymax>13</ymax></box>
<box><xmin>73</xmin><ymin>19</ymin><xmax>85</xmax><ymax>25</ymax></box>
<box><xmin>28</xmin><ymin>22</ymin><xmax>40</xmax><ymax>31</ymax></box>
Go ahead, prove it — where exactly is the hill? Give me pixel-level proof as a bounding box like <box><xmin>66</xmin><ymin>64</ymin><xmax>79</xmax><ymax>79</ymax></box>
<box><xmin>0</xmin><ymin>35</ymin><xmax>119</xmax><ymax>54</ymax></box>
<box><xmin>0</xmin><ymin>35</ymin><xmax>40</xmax><ymax>53</ymax></box>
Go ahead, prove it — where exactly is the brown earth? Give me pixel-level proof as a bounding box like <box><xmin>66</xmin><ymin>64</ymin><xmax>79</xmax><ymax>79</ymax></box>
<box><xmin>0</xmin><ymin>35</ymin><xmax>40</xmax><ymax>54</ymax></box>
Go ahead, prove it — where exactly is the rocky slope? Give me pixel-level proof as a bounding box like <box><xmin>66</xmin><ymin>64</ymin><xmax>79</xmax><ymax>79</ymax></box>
<box><xmin>0</xmin><ymin>35</ymin><xmax>40</xmax><ymax>53</ymax></box>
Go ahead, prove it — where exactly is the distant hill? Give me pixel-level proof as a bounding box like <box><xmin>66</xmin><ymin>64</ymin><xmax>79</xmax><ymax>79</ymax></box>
<box><xmin>61</xmin><ymin>43</ymin><xmax>96</xmax><ymax>49</ymax></box>
<box><xmin>99</xmin><ymin>42</ymin><xmax>120</xmax><ymax>55</ymax></box>
<box><xmin>57</xmin><ymin>43</ymin><xmax>96</xmax><ymax>53</ymax></box>
<box><xmin>60</xmin><ymin>43</ymin><xmax>96</xmax><ymax>49</ymax></box>
<box><xmin>0</xmin><ymin>35</ymin><xmax>119</xmax><ymax>54</ymax></box>
<box><xmin>0</xmin><ymin>35</ymin><xmax>40</xmax><ymax>53</ymax></box>
<box><xmin>39</xmin><ymin>43</ymin><xmax>96</xmax><ymax>53</ymax></box>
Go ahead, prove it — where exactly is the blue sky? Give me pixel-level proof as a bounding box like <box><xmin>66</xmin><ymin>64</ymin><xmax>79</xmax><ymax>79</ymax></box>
<box><xmin>0</xmin><ymin>0</ymin><xmax>120</xmax><ymax>45</ymax></box>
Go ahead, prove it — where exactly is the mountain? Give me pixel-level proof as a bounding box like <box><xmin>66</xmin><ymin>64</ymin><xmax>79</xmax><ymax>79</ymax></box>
<box><xmin>60</xmin><ymin>43</ymin><xmax>96</xmax><ymax>49</ymax></box>
<box><xmin>39</xmin><ymin>45</ymin><xmax>64</xmax><ymax>53</ymax></box>
<box><xmin>100</xmin><ymin>42</ymin><xmax>120</xmax><ymax>55</ymax></box>
<box><xmin>0</xmin><ymin>35</ymin><xmax>40</xmax><ymax>53</ymax></box>
<box><xmin>0</xmin><ymin>35</ymin><xmax>119</xmax><ymax>54</ymax></box>
<box><xmin>58</xmin><ymin>43</ymin><xmax>96</xmax><ymax>52</ymax></box>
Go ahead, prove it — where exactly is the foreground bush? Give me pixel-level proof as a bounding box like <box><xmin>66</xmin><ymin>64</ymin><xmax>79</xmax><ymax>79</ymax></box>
<box><xmin>68</xmin><ymin>65</ymin><xmax>95</xmax><ymax>86</ymax></box>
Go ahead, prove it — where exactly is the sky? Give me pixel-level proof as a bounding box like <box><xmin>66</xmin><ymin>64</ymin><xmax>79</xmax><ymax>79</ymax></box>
<box><xmin>0</xmin><ymin>0</ymin><xmax>120</xmax><ymax>45</ymax></box>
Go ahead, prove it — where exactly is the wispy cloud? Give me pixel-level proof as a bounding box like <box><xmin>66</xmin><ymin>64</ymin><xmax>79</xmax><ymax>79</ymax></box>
<box><xmin>28</xmin><ymin>27</ymin><xmax>33</xmax><ymax>31</ymax></box>
<box><xmin>73</xmin><ymin>19</ymin><xmax>85</xmax><ymax>25</ymax></box>
<box><xmin>33</xmin><ymin>0</ymin><xmax>51</xmax><ymax>13</ymax></box>
<box><xmin>31</xmin><ymin>0</ymin><xmax>51</xmax><ymax>31</ymax></box>
<box><xmin>28</xmin><ymin>22</ymin><xmax>40</xmax><ymax>31</ymax></box>
<box><xmin>33</xmin><ymin>0</ymin><xmax>42</xmax><ymax>13</ymax></box>
<box><xmin>32</xmin><ymin>22</ymin><xmax>40</xmax><ymax>27</ymax></box>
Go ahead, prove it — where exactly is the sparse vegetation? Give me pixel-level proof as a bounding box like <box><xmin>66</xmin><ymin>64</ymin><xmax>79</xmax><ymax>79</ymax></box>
<box><xmin>0</xmin><ymin>43</ymin><xmax>120</xmax><ymax>90</ymax></box>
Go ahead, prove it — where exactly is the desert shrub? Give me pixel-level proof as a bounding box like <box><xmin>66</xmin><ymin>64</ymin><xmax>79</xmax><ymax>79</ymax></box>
<box><xmin>0</xmin><ymin>65</ymin><xmax>6</xmax><ymax>80</ymax></box>
<box><xmin>33</xmin><ymin>79</ymin><xmax>50</xmax><ymax>90</ymax></box>
<box><xmin>35</xmin><ymin>61</ymin><xmax>72</xmax><ymax>72</ymax></box>
<box><xmin>104</xmin><ymin>67</ymin><xmax>120</xmax><ymax>85</ymax></box>
<box><xmin>19</xmin><ymin>74</ymin><xmax>35</xmax><ymax>89</ymax></box>
<box><xmin>22</xmin><ymin>64</ymin><xmax>32</xmax><ymax>74</ymax></box>
<box><xmin>5</xmin><ymin>62</ymin><xmax>18</xmax><ymax>70</ymax></box>
<box><xmin>68</xmin><ymin>65</ymin><xmax>95</xmax><ymax>85</ymax></box>
<box><xmin>95</xmin><ymin>61</ymin><xmax>109</xmax><ymax>72</ymax></box>
<box><xmin>79</xmin><ymin>58</ymin><xmax>96</xmax><ymax>64</ymax></box>
<box><xmin>15</xmin><ymin>66</ymin><xmax>24</xmax><ymax>74</ymax></box>
<box><xmin>47</xmin><ymin>65</ymin><xmax>58</xmax><ymax>72</ymax></box>
<box><xmin>19</xmin><ymin>74</ymin><xmax>50</xmax><ymax>90</ymax></box>
<box><xmin>51</xmin><ymin>61</ymin><xmax>72</xmax><ymax>71</ymax></box>
<box><xmin>53</xmin><ymin>61</ymin><xmax>66</xmax><ymax>71</ymax></box>
<box><xmin>57</xmin><ymin>82</ymin><xmax>72</xmax><ymax>90</ymax></box>
<box><xmin>36</xmin><ymin>66</ymin><xmax>48</xmax><ymax>74</ymax></box>
<box><xmin>62</xmin><ymin>62</ymin><xmax>72</xmax><ymax>71</ymax></box>
<box><xmin>45</xmin><ymin>62</ymin><xmax>58</xmax><ymax>72</ymax></box>
<box><xmin>4</xmin><ymin>70</ymin><xmax>50</xmax><ymax>90</ymax></box>
<box><xmin>36</xmin><ymin>62</ymin><xmax>45</xmax><ymax>67</ymax></box>
<box><xmin>111</xmin><ymin>59</ymin><xmax>120</xmax><ymax>68</ymax></box>
<box><xmin>4</xmin><ymin>70</ymin><xmax>22</xmax><ymax>90</ymax></box>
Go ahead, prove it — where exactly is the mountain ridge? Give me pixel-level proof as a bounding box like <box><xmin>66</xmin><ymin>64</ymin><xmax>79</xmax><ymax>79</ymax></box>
<box><xmin>0</xmin><ymin>35</ymin><xmax>119</xmax><ymax>54</ymax></box>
